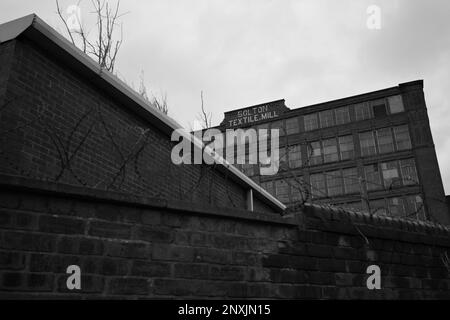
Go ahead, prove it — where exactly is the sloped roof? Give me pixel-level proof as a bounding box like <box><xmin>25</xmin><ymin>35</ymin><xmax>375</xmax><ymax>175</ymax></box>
<box><xmin>0</xmin><ymin>14</ymin><xmax>286</xmax><ymax>213</ymax></box>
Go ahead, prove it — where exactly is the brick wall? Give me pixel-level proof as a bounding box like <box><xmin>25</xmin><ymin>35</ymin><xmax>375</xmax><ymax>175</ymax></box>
<box><xmin>0</xmin><ymin>175</ymin><xmax>449</xmax><ymax>299</ymax></box>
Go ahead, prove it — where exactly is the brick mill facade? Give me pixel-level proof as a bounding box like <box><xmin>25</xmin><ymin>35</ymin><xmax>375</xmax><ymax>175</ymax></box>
<box><xmin>214</xmin><ymin>81</ymin><xmax>450</xmax><ymax>225</ymax></box>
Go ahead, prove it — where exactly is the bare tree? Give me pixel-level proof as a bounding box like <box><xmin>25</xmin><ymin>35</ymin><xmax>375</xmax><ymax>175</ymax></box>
<box><xmin>138</xmin><ymin>70</ymin><xmax>169</xmax><ymax>115</ymax></box>
<box><xmin>56</xmin><ymin>0</ymin><xmax>127</xmax><ymax>72</ymax></box>
<box><xmin>198</xmin><ymin>90</ymin><xmax>212</xmax><ymax>129</ymax></box>
<box><xmin>56</xmin><ymin>2</ymin><xmax>169</xmax><ymax>114</ymax></box>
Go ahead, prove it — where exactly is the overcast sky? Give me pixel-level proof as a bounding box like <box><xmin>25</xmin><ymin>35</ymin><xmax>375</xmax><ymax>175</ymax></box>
<box><xmin>1</xmin><ymin>0</ymin><xmax>450</xmax><ymax>193</ymax></box>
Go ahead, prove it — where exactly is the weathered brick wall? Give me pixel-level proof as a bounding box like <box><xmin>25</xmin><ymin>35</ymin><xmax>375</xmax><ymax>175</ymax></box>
<box><xmin>1</xmin><ymin>175</ymin><xmax>449</xmax><ymax>299</ymax></box>
<box><xmin>0</xmin><ymin>38</ymin><xmax>274</xmax><ymax>213</ymax></box>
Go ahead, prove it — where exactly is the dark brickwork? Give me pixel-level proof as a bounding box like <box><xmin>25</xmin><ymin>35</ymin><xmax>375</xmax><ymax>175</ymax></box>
<box><xmin>0</xmin><ymin>37</ymin><xmax>277</xmax><ymax>214</ymax></box>
<box><xmin>214</xmin><ymin>80</ymin><xmax>450</xmax><ymax>224</ymax></box>
<box><xmin>0</xmin><ymin>176</ymin><xmax>449</xmax><ymax>299</ymax></box>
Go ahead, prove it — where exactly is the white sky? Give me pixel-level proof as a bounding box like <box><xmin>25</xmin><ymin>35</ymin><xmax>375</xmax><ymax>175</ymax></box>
<box><xmin>1</xmin><ymin>0</ymin><xmax>450</xmax><ymax>193</ymax></box>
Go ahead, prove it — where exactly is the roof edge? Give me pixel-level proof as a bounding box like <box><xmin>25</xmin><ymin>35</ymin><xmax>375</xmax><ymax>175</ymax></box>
<box><xmin>0</xmin><ymin>13</ymin><xmax>35</xmax><ymax>43</ymax></box>
<box><xmin>0</xmin><ymin>14</ymin><xmax>286</xmax><ymax>213</ymax></box>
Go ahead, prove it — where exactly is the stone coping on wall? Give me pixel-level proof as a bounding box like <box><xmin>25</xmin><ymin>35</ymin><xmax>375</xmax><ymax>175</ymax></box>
<box><xmin>0</xmin><ymin>174</ymin><xmax>297</xmax><ymax>227</ymax></box>
<box><xmin>298</xmin><ymin>203</ymin><xmax>450</xmax><ymax>247</ymax></box>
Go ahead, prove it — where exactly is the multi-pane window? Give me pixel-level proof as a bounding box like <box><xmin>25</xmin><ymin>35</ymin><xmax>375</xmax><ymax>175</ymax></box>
<box><xmin>230</xmin><ymin>137</ymin><xmax>242</xmax><ymax>165</ymax></box>
<box><xmin>399</xmin><ymin>159</ymin><xmax>418</xmax><ymax>185</ymax></box>
<box><xmin>308</xmin><ymin>141</ymin><xmax>322</xmax><ymax>165</ymax></box>
<box><xmin>247</xmin><ymin>135</ymin><xmax>258</xmax><ymax>165</ymax></box>
<box><xmin>364</xmin><ymin>164</ymin><xmax>382</xmax><ymax>191</ymax></box>
<box><xmin>359</xmin><ymin>131</ymin><xmax>376</xmax><ymax>157</ymax></box>
<box><xmin>326</xmin><ymin>170</ymin><xmax>343</xmax><ymax>197</ymax></box>
<box><xmin>256</xmin><ymin>123</ymin><xmax>270</xmax><ymax>143</ymax></box>
<box><xmin>235</xmin><ymin>135</ymin><xmax>250</xmax><ymax>165</ymax></box>
<box><xmin>279</xmin><ymin>147</ymin><xmax>288</xmax><ymax>170</ymax></box>
<box><xmin>288</xmin><ymin>177</ymin><xmax>306</xmax><ymax>202</ymax></box>
<box><xmin>271</xmin><ymin>120</ymin><xmax>285</xmax><ymax>136</ymax></box>
<box><xmin>242</xmin><ymin>163</ymin><xmax>255</xmax><ymax>177</ymax></box>
<box><xmin>404</xmin><ymin>195</ymin><xmax>425</xmax><ymax>220</ymax></box>
<box><xmin>310</xmin><ymin>173</ymin><xmax>326</xmax><ymax>198</ymax></box>
<box><xmin>355</xmin><ymin>102</ymin><xmax>372</xmax><ymax>121</ymax></box>
<box><xmin>255</xmin><ymin>124</ymin><xmax>270</xmax><ymax>162</ymax></box>
<box><xmin>335</xmin><ymin>106</ymin><xmax>350</xmax><ymax>125</ymax></box>
<box><xmin>370</xmin><ymin>199</ymin><xmax>387</xmax><ymax>215</ymax></box>
<box><xmin>339</xmin><ymin>135</ymin><xmax>354</xmax><ymax>160</ymax></box>
<box><xmin>371</xmin><ymin>99</ymin><xmax>387</xmax><ymax>118</ymax></box>
<box><xmin>275</xmin><ymin>179</ymin><xmax>290</xmax><ymax>203</ymax></box>
<box><xmin>322</xmin><ymin>138</ymin><xmax>339</xmax><ymax>163</ymax></box>
<box><xmin>304</xmin><ymin>114</ymin><xmax>319</xmax><ymax>131</ymax></box>
<box><xmin>285</xmin><ymin>117</ymin><xmax>299</xmax><ymax>135</ymax></box>
<box><xmin>319</xmin><ymin>110</ymin><xmax>335</xmax><ymax>128</ymax></box>
<box><xmin>388</xmin><ymin>197</ymin><xmax>405</xmax><ymax>217</ymax></box>
<box><xmin>388</xmin><ymin>95</ymin><xmax>404</xmax><ymax>114</ymax></box>
<box><xmin>343</xmin><ymin>167</ymin><xmax>360</xmax><ymax>194</ymax></box>
<box><xmin>394</xmin><ymin>125</ymin><xmax>412</xmax><ymax>150</ymax></box>
<box><xmin>376</xmin><ymin>128</ymin><xmax>394</xmax><ymax>154</ymax></box>
<box><xmin>381</xmin><ymin>161</ymin><xmax>400</xmax><ymax>189</ymax></box>
<box><xmin>288</xmin><ymin>144</ymin><xmax>302</xmax><ymax>168</ymax></box>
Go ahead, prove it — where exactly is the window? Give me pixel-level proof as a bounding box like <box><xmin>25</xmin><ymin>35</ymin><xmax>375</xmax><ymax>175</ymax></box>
<box><xmin>394</xmin><ymin>125</ymin><xmax>412</xmax><ymax>151</ymax></box>
<box><xmin>404</xmin><ymin>195</ymin><xmax>425</xmax><ymax>220</ymax></box>
<box><xmin>242</xmin><ymin>163</ymin><xmax>255</xmax><ymax>177</ymax></box>
<box><xmin>343</xmin><ymin>167</ymin><xmax>360</xmax><ymax>194</ymax></box>
<box><xmin>285</xmin><ymin>117</ymin><xmax>300</xmax><ymax>135</ymax></box>
<box><xmin>275</xmin><ymin>179</ymin><xmax>290</xmax><ymax>203</ymax></box>
<box><xmin>271</xmin><ymin>120</ymin><xmax>285</xmax><ymax>136</ymax></box>
<box><xmin>322</xmin><ymin>138</ymin><xmax>339</xmax><ymax>163</ymax></box>
<box><xmin>376</xmin><ymin>128</ymin><xmax>394</xmax><ymax>154</ymax></box>
<box><xmin>248</xmin><ymin>137</ymin><xmax>258</xmax><ymax>165</ymax></box>
<box><xmin>381</xmin><ymin>161</ymin><xmax>400</xmax><ymax>189</ymax></box>
<box><xmin>319</xmin><ymin>110</ymin><xmax>335</xmax><ymax>128</ymax></box>
<box><xmin>388</xmin><ymin>95</ymin><xmax>404</xmax><ymax>114</ymax></box>
<box><xmin>288</xmin><ymin>144</ymin><xmax>302</xmax><ymax>168</ymax></box>
<box><xmin>288</xmin><ymin>177</ymin><xmax>306</xmax><ymax>202</ymax></box>
<box><xmin>359</xmin><ymin>131</ymin><xmax>376</xmax><ymax>157</ymax></box>
<box><xmin>256</xmin><ymin>123</ymin><xmax>270</xmax><ymax>145</ymax></box>
<box><xmin>235</xmin><ymin>136</ymin><xmax>247</xmax><ymax>165</ymax></box>
<box><xmin>327</xmin><ymin>170</ymin><xmax>343</xmax><ymax>197</ymax></box>
<box><xmin>372</xmin><ymin>99</ymin><xmax>387</xmax><ymax>118</ymax></box>
<box><xmin>355</xmin><ymin>103</ymin><xmax>372</xmax><ymax>121</ymax></box>
<box><xmin>400</xmin><ymin>159</ymin><xmax>418</xmax><ymax>185</ymax></box>
<box><xmin>370</xmin><ymin>199</ymin><xmax>387</xmax><ymax>216</ymax></box>
<box><xmin>364</xmin><ymin>164</ymin><xmax>382</xmax><ymax>191</ymax></box>
<box><xmin>335</xmin><ymin>106</ymin><xmax>350</xmax><ymax>125</ymax></box>
<box><xmin>388</xmin><ymin>197</ymin><xmax>405</xmax><ymax>217</ymax></box>
<box><xmin>339</xmin><ymin>135</ymin><xmax>354</xmax><ymax>160</ymax></box>
<box><xmin>415</xmin><ymin>195</ymin><xmax>425</xmax><ymax>220</ymax></box>
<box><xmin>310</xmin><ymin>173</ymin><xmax>326</xmax><ymax>198</ymax></box>
<box><xmin>307</xmin><ymin>141</ymin><xmax>322</xmax><ymax>165</ymax></box>
<box><xmin>304</xmin><ymin>114</ymin><xmax>318</xmax><ymax>131</ymax></box>
<box><xmin>279</xmin><ymin>147</ymin><xmax>288</xmax><ymax>170</ymax></box>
